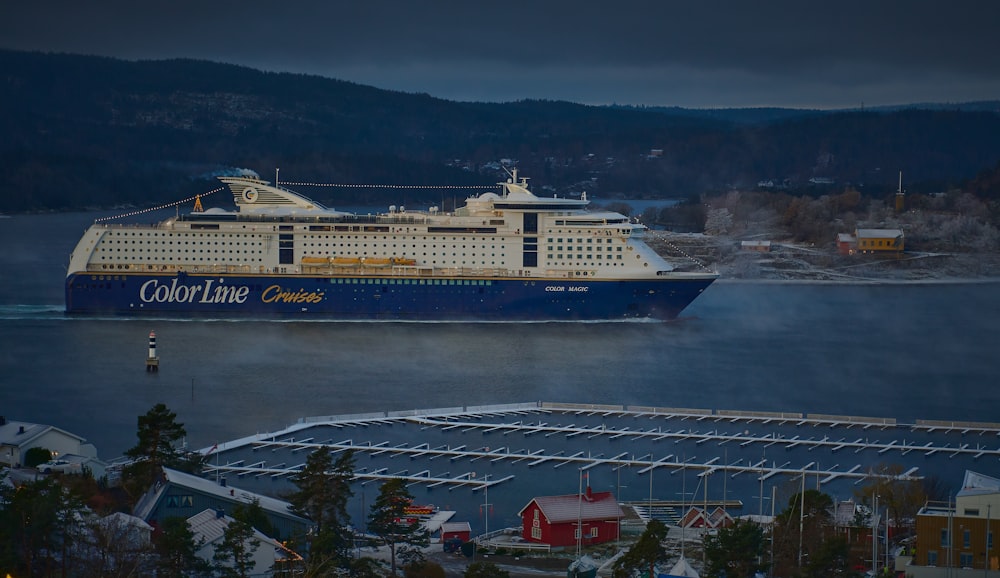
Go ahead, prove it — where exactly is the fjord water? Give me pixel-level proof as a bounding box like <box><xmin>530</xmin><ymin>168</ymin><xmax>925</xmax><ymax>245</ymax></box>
<box><xmin>3</xmin><ymin>212</ymin><xmax>998</xmax><ymax>460</ymax></box>
<box><xmin>6</xmin><ymin>211</ymin><xmax>1000</xmax><ymax>533</ymax></box>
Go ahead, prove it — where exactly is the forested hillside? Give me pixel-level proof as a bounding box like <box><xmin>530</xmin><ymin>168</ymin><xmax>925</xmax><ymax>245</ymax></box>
<box><xmin>2</xmin><ymin>50</ymin><xmax>1000</xmax><ymax>212</ymax></box>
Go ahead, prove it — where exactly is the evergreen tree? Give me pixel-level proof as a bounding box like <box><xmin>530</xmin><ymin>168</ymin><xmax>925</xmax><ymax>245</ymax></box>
<box><xmin>0</xmin><ymin>477</ymin><xmax>87</xmax><ymax>577</ymax></box>
<box><xmin>232</xmin><ymin>497</ymin><xmax>276</xmax><ymax>539</ymax></box>
<box><xmin>123</xmin><ymin>403</ymin><xmax>187</xmax><ymax>497</ymax></box>
<box><xmin>612</xmin><ymin>519</ymin><xmax>670</xmax><ymax>578</ymax></box>
<box><xmin>350</xmin><ymin>556</ymin><xmax>387</xmax><ymax>577</ymax></box>
<box><xmin>703</xmin><ymin>518</ymin><xmax>767</xmax><ymax>578</ymax></box>
<box><xmin>153</xmin><ymin>516</ymin><xmax>211</xmax><ymax>578</ymax></box>
<box><xmin>212</xmin><ymin>505</ymin><xmax>260</xmax><ymax>578</ymax></box>
<box><xmin>368</xmin><ymin>477</ymin><xmax>431</xmax><ymax>576</ymax></box>
<box><xmin>287</xmin><ymin>446</ymin><xmax>356</xmax><ymax>574</ymax></box>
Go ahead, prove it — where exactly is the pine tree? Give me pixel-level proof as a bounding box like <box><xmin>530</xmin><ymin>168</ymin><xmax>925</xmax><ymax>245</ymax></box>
<box><xmin>368</xmin><ymin>478</ymin><xmax>431</xmax><ymax>576</ymax></box>
<box><xmin>123</xmin><ymin>403</ymin><xmax>187</xmax><ymax>494</ymax></box>
<box><xmin>212</xmin><ymin>509</ymin><xmax>259</xmax><ymax>578</ymax></box>
<box><xmin>703</xmin><ymin>518</ymin><xmax>767</xmax><ymax>578</ymax></box>
<box><xmin>612</xmin><ymin>519</ymin><xmax>670</xmax><ymax>578</ymax></box>
<box><xmin>287</xmin><ymin>446</ymin><xmax>356</xmax><ymax>574</ymax></box>
<box><xmin>0</xmin><ymin>477</ymin><xmax>87</xmax><ymax>577</ymax></box>
<box><xmin>153</xmin><ymin>516</ymin><xmax>211</xmax><ymax>577</ymax></box>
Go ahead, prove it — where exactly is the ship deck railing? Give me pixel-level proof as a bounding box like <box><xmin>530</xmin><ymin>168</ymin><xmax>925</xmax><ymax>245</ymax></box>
<box><xmin>86</xmin><ymin>262</ymin><xmax>531</xmax><ymax>278</ymax></box>
<box><xmin>301</xmin><ymin>264</ymin><xmax>516</xmax><ymax>278</ymax></box>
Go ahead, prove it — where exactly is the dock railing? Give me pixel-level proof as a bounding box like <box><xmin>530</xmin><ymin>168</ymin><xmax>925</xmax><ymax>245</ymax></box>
<box><xmin>475</xmin><ymin>528</ymin><xmax>552</xmax><ymax>553</ymax></box>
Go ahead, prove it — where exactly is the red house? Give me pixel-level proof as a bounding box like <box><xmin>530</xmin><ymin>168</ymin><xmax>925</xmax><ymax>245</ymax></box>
<box><xmin>679</xmin><ymin>506</ymin><xmax>733</xmax><ymax>529</ymax></box>
<box><xmin>518</xmin><ymin>487</ymin><xmax>622</xmax><ymax>548</ymax></box>
<box><xmin>440</xmin><ymin>521</ymin><xmax>471</xmax><ymax>543</ymax></box>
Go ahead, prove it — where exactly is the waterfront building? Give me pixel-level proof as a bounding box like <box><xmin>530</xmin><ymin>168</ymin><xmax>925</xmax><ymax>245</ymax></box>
<box><xmin>905</xmin><ymin>470</ymin><xmax>1000</xmax><ymax>577</ymax></box>
<box><xmin>440</xmin><ymin>521</ymin><xmax>472</xmax><ymax>544</ymax></box>
<box><xmin>188</xmin><ymin>508</ymin><xmax>303</xmax><ymax>576</ymax></box>
<box><xmin>0</xmin><ymin>415</ymin><xmax>104</xmax><ymax>476</ymax></box>
<box><xmin>855</xmin><ymin>228</ymin><xmax>904</xmax><ymax>253</ymax></box>
<box><xmin>133</xmin><ymin>468</ymin><xmax>310</xmax><ymax>540</ymax></box>
<box><xmin>518</xmin><ymin>486</ymin><xmax>621</xmax><ymax>548</ymax></box>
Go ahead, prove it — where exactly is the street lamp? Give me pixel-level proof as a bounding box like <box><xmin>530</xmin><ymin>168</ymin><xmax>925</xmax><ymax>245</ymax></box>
<box><xmin>985</xmin><ymin>503</ymin><xmax>991</xmax><ymax>578</ymax></box>
<box><xmin>613</xmin><ymin>465</ymin><xmax>627</xmax><ymax>550</ymax></box>
<box><xmin>872</xmin><ymin>494</ymin><xmax>880</xmax><ymax>577</ymax></box>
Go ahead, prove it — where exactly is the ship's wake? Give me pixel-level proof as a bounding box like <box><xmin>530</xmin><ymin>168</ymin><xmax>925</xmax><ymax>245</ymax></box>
<box><xmin>0</xmin><ymin>304</ymin><xmax>67</xmax><ymax>320</ymax></box>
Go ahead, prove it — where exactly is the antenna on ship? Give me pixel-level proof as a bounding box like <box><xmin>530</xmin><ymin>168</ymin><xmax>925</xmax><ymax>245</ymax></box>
<box><xmin>500</xmin><ymin>163</ymin><xmax>528</xmax><ymax>196</ymax></box>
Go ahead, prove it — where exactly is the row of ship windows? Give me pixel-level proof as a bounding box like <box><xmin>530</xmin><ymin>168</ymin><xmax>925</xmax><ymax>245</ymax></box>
<box><xmin>110</xmin><ymin>232</ymin><xmax>264</xmax><ymax>238</ymax></box>
<box><xmin>94</xmin><ymin>257</ymin><xmax>625</xmax><ymax>268</ymax></box>
<box><xmin>301</xmin><ymin>236</ymin><xmax>511</xmax><ymax>243</ymax></box>
<box><xmin>101</xmin><ymin>248</ymin><xmax>511</xmax><ymax>259</ymax></box>
<box><xmin>551</xmin><ymin>238</ymin><xmax>614</xmax><ymax>244</ymax></box>
<box><xmin>105</xmin><ymin>240</ymin><xmax>516</xmax><ymax>250</ymax></box>
<box><xmin>99</xmin><ymin>257</ymin><xmax>265</xmax><ymax>262</ymax></box>
<box><xmin>110</xmin><ymin>231</ymin><xmax>548</xmax><ymax>243</ymax></box>
<box><xmin>308</xmin><ymin>252</ymin><xmax>506</xmax><ymax>258</ymax></box>
<box><xmin>549</xmin><ymin>246</ymin><xmax>622</xmax><ymax>252</ymax></box>
<box><xmin>102</xmin><ymin>248</ymin><xmax>262</xmax><ymax>253</ymax></box>
<box><xmin>107</xmin><ymin>231</ymin><xmax>621</xmax><ymax>245</ymax></box>
<box><xmin>331</xmin><ymin>278</ymin><xmax>492</xmax><ymax>285</ymax></box>
<box><xmin>96</xmin><ymin>256</ymin><xmax>509</xmax><ymax>266</ymax></box>
<box><xmin>74</xmin><ymin>280</ymin><xmax>499</xmax><ymax>291</ymax></box>
<box><xmin>549</xmin><ymin>255</ymin><xmax>624</xmax><ymax>261</ymax></box>
<box><xmin>105</xmin><ymin>241</ymin><xmax>259</xmax><ymax>246</ymax></box>
<box><xmin>303</xmin><ymin>244</ymin><xmax>503</xmax><ymax>249</ymax></box>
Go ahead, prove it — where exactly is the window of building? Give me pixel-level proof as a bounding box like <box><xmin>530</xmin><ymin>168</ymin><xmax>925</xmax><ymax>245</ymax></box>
<box><xmin>964</xmin><ymin>529</ymin><xmax>971</xmax><ymax>548</ymax></box>
<box><xmin>927</xmin><ymin>551</ymin><xmax>938</xmax><ymax>566</ymax></box>
<box><xmin>960</xmin><ymin>552</ymin><xmax>974</xmax><ymax>568</ymax></box>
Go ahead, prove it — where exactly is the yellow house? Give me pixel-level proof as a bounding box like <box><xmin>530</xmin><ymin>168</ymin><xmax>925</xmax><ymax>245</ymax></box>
<box><xmin>908</xmin><ymin>470</ymin><xmax>1000</xmax><ymax>577</ymax></box>
<box><xmin>855</xmin><ymin>228</ymin><xmax>904</xmax><ymax>253</ymax></box>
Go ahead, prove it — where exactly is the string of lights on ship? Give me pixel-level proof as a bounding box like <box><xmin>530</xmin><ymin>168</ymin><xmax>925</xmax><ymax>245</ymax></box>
<box><xmin>94</xmin><ymin>181</ymin><xmax>489</xmax><ymax>223</ymax></box>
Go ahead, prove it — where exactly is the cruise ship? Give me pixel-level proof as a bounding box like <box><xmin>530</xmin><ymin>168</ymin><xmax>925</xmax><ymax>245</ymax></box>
<box><xmin>65</xmin><ymin>171</ymin><xmax>717</xmax><ymax>320</ymax></box>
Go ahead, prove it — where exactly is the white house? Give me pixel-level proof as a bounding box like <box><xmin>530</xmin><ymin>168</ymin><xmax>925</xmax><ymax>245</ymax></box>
<box><xmin>188</xmin><ymin>508</ymin><xmax>302</xmax><ymax>577</ymax></box>
<box><xmin>0</xmin><ymin>416</ymin><xmax>104</xmax><ymax>476</ymax></box>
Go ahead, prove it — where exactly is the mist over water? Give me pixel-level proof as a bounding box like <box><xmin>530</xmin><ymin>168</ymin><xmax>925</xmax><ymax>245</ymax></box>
<box><xmin>2</xmin><ymin>211</ymin><xmax>1000</xmax><ymax>530</ymax></box>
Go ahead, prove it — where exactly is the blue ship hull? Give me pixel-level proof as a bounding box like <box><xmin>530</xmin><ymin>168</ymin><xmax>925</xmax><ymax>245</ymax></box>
<box><xmin>65</xmin><ymin>272</ymin><xmax>714</xmax><ymax>320</ymax></box>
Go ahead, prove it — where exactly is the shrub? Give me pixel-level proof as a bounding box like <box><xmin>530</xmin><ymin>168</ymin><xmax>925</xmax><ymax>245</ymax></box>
<box><xmin>24</xmin><ymin>447</ymin><xmax>52</xmax><ymax>468</ymax></box>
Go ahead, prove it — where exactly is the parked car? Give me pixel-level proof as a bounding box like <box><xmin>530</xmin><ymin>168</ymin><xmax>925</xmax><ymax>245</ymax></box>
<box><xmin>37</xmin><ymin>459</ymin><xmax>78</xmax><ymax>474</ymax></box>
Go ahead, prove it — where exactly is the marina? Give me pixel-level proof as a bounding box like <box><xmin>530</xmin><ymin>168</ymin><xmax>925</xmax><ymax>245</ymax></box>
<box><xmin>200</xmin><ymin>402</ymin><xmax>1000</xmax><ymax>534</ymax></box>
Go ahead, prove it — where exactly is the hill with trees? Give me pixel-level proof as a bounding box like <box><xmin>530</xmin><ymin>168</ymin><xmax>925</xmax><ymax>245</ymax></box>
<box><xmin>3</xmin><ymin>49</ymin><xmax>1000</xmax><ymax>214</ymax></box>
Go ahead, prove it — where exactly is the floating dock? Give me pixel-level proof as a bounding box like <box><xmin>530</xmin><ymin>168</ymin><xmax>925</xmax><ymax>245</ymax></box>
<box><xmin>200</xmin><ymin>402</ymin><xmax>1000</xmax><ymax>533</ymax></box>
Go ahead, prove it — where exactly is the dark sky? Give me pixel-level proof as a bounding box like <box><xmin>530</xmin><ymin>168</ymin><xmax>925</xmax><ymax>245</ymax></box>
<box><xmin>3</xmin><ymin>0</ymin><xmax>999</xmax><ymax>108</ymax></box>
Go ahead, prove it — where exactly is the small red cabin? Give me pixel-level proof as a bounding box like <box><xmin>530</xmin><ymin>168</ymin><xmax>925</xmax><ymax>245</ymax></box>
<box><xmin>440</xmin><ymin>521</ymin><xmax>471</xmax><ymax>543</ymax></box>
<box><xmin>518</xmin><ymin>487</ymin><xmax>621</xmax><ymax>548</ymax></box>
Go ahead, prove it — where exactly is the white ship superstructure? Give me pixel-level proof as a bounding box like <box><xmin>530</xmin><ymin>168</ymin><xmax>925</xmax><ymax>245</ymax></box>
<box><xmin>66</xmin><ymin>170</ymin><xmax>716</xmax><ymax>319</ymax></box>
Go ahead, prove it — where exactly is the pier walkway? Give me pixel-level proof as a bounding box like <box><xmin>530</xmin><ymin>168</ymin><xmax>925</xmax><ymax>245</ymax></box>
<box><xmin>202</xmin><ymin>401</ymin><xmax>1000</xmax><ymax>493</ymax></box>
